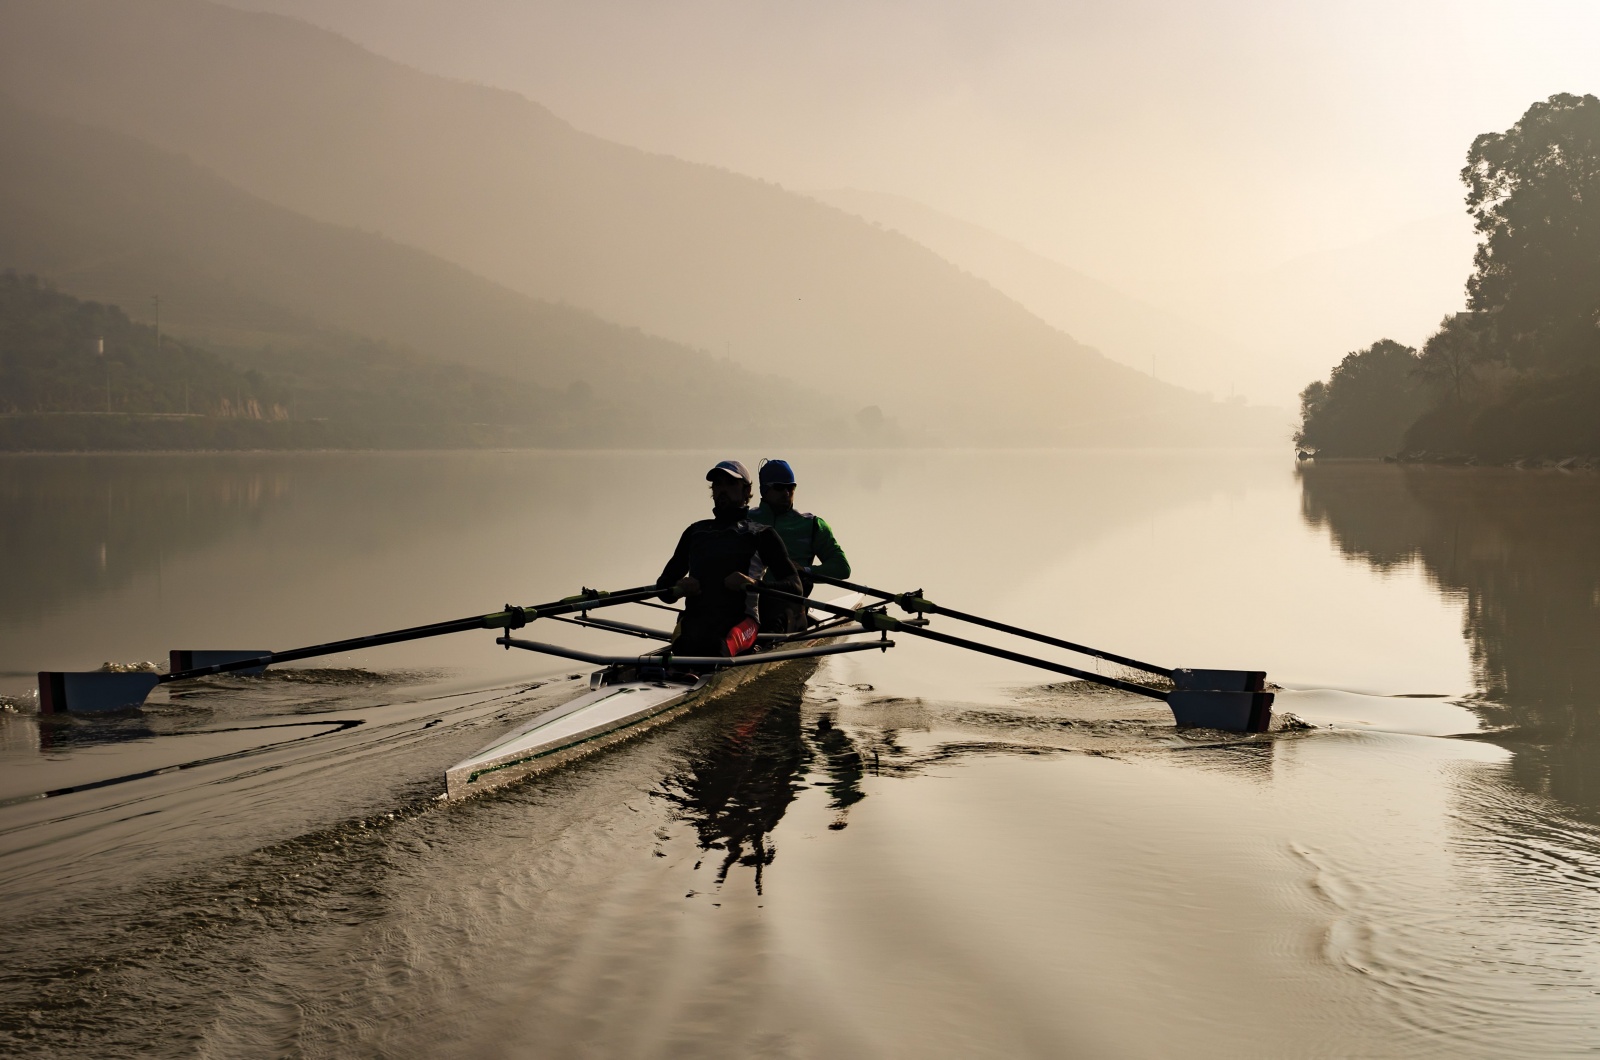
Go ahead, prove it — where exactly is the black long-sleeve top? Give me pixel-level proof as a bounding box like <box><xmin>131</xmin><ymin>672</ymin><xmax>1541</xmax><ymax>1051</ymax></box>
<box><xmin>656</xmin><ymin>505</ymin><xmax>798</xmax><ymax>647</ymax></box>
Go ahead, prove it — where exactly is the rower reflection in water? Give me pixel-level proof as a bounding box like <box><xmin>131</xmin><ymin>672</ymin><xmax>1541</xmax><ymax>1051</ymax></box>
<box><xmin>656</xmin><ymin>670</ymin><xmax>868</xmax><ymax>892</ymax></box>
<box><xmin>751</xmin><ymin>458</ymin><xmax>851</xmax><ymax>634</ymax></box>
<box><xmin>656</xmin><ymin>459</ymin><xmax>800</xmax><ymax>657</ymax></box>
<box><xmin>810</xmin><ymin>713</ymin><xmax>866</xmax><ymax>828</ymax></box>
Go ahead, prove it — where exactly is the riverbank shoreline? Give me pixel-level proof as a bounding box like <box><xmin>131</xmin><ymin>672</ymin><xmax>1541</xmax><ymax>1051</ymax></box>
<box><xmin>1301</xmin><ymin>452</ymin><xmax>1600</xmax><ymax>470</ymax></box>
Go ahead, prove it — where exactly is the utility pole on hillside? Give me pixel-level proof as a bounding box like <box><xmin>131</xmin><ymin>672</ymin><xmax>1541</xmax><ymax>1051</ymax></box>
<box><xmin>98</xmin><ymin>337</ymin><xmax>109</xmax><ymax>413</ymax></box>
<box><xmin>152</xmin><ymin>293</ymin><xmax>187</xmax><ymax>414</ymax></box>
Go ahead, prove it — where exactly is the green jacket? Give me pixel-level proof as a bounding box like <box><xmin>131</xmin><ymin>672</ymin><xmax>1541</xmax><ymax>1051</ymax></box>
<box><xmin>749</xmin><ymin>503</ymin><xmax>851</xmax><ymax>580</ymax></box>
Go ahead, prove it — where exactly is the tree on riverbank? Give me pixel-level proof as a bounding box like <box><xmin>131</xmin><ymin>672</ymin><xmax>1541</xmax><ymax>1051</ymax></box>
<box><xmin>1414</xmin><ymin>313</ymin><xmax>1487</xmax><ymax>404</ymax></box>
<box><xmin>1294</xmin><ymin>340</ymin><xmax>1428</xmax><ymax>457</ymax></box>
<box><xmin>1464</xmin><ymin>93</ymin><xmax>1600</xmax><ymax>372</ymax></box>
<box><xmin>1297</xmin><ymin>93</ymin><xmax>1600</xmax><ymax>459</ymax></box>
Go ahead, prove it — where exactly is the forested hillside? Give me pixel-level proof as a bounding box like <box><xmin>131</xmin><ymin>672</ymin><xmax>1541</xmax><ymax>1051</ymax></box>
<box><xmin>0</xmin><ymin>273</ymin><xmax>282</xmax><ymax>416</ymax></box>
<box><xmin>1297</xmin><ymin>94</ymin><xmax>1600</xmax><ymax>461</ymax></box>
<box><xmin>0</xmin><ymin>272</ymin><xmax>587</xmax><ymax>450</ymax></box>
<box><xmin>0</xmin><ymin>274</ymin><xmax>878</xmax><ymax>451</ymax></box>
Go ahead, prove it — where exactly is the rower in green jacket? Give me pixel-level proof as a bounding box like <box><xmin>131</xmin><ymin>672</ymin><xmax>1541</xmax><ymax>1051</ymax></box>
<box><xmin>751</xmin><ymin>459</ymin><xmax>851</xmax><ymax>632</ymax></box>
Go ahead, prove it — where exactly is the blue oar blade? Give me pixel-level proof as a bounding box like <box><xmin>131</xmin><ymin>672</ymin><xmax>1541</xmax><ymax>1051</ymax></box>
<box><xmin>1167</xmin><ymin>690</ymin><xmax>1274</xmax><ymax>733</ymax></box>
<box><xmin>38</xmin><ymin>671</ymin><xmax>162</xmax><ymax>714</ymax></box>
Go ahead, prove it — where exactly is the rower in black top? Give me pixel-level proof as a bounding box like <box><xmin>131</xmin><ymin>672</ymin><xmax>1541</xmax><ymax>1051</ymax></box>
<box><xmin>657</xmin><ymin>460</ymin><xmax>801</xmax><ymax>657</ymax></box>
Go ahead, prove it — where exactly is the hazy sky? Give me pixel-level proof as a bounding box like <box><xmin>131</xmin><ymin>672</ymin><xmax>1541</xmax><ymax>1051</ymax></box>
<box><xmin>225</xmin><ymin>1</ymin><xmax>1597</xmax><ymax>273</ymax></box>
<box><xmin>226</xmin><ymin>0</ymin><xmax>1600</xmax><ymax>399</ymax></box>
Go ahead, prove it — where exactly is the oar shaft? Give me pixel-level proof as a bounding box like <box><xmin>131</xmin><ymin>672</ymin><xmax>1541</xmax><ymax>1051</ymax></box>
<box><xmin>811</xmin><ymin>573</ymin><xmax>1172</xmax><ymax>679</ymax></box>
<box><xmin>915</xmin><ymin>604</ymin><xmax>1171</xmax><ymax>679</ymax></box>
<box><xmin>163</xmin><ymin>584</ymin><xmax>665</xmax><ymax>682</ymax></box>
<box><xmin>758</xmin><ymin>585</ymin><xmax>1167</xmax><ymax>701</ymax></box>
<box><xmin>894</xmin><ymin>624</ymin><xmax>1167</xmax><ymax>701</ymax></box>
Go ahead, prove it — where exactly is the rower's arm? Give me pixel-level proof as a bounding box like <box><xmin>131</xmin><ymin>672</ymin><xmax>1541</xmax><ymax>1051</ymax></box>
<box><xmin>755</xmin><ymin>525</ymin><xmax>799</xmax><ymax>583</ymax></box>
<box><xmin>810</xmin><ymin>516</ymin><xmax>851</xmax><ymax>580</ymax></box>
<box><xmin>656</xmin><ymin>527</ymin><xmax>694</xmax><ymax>600</ymax></box>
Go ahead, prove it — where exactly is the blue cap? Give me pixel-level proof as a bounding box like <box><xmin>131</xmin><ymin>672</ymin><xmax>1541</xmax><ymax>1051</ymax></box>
<box><xmin>706</xmin><ymin>459</ymin><xmax>752</xmax><ymax>484</ymax></box>
<box><xmin>758</xmin><ymin>458</ymin><xmax>796</xmax><ymax>487</ymax></box>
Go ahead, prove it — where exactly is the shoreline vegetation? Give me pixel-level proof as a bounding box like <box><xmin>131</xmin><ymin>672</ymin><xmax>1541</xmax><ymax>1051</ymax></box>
<box><xmin>0</xmin><ymin>268</ymin><xmax>1277</xmax><ymax>453</ymax></box>
<box><xmin>1309</xmin><ymin>452</ymin><xmax>1600</xmax><ymax>471</ymax></box>
<box><xmin>0</xmin><ymin>273</ymin><xmax>901</xmax><ymax>452</ymax></box>
<box><xmin>0</xmin><ymin>272</ymin><xmax>550</xmax><ymax>452</ymax></box>
<box><xmin>0</xmin><ymin>413</ymin><xmax>574</xmax><ymax>452</ymax></box>
<box><xmin>1296</xmin><ymin>94</ymin><xmax>1600</xmax><ymax>465</ymax></box>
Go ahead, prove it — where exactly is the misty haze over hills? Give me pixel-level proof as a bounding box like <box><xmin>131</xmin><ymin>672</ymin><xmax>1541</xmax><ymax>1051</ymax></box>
<box><xmin>811</xmin><ymin>189</ymin><xmax>1260</xmax><ymax>404</ymax></box>
<box><xmin>814</xmin><ymin>191</ymin><xmax>1478</xmax><ymax>410</ymax></box>
<box><xmin>0</xmin><ymin>101</ymin><xmax>858</xmax><ymax>445</ymax></box>
<box><xmin>215</xmin><ymin>0</ymin><xmax>1544</xmax><ymax>413</ymax></box>
<box><xmin>1181</xmin><ymin>215</ymin><xmax>1479</xmax><ymax>394</ymax></box>
<box><xmin>0</xmin><ymin>0</ymin><xmax>1282</xmax><ymax>447</ymax></box>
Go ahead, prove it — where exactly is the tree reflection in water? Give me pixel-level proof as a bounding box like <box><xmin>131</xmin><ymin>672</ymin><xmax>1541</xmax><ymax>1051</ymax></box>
<box><xmin>655</xmin><ymin>667</ymin><xmax>868</xmax><ymax>892</ymax></box>
<box><xmin>0</xmin><ymin>455</ymin><xmax>295</xmax><ymax>620</ymax></box>
<box><xmin>1299</xmin><ymin>462</ymin><xmax>1600</xmax><ymax>822</ymax></box>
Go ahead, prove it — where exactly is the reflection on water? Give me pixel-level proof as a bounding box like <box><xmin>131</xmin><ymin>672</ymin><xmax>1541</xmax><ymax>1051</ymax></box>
<box><xmin>810</xmin><ymin>714</ymin><xmax>868</xmax><ymax>819</ymax></box>
<box><xmin>657</xmin><ymin>665</ymin><xmax>869</xmax><ymax>892</ymax></box>
<box><xmin>658</xmin><ymin>672</ymin><xmax>814</xmax><ymax>892</ymax></box>
<box><xmin>1300</xmin><ymin>462</ymin><xmax>1600</xmax><ymax>819</ymax></box>
<box><xmin>1</xmin><ymin>449</ymin><xmax>1270</xmax><ymax>700</ymax></box>
<box><xmin>0</xmin><ymin>455</ymin><xmax>292</xmax><ymax>624</ymax></box>
<box><xmin>656</xmin><ymin>667</ymin><xmax>1296</xmax><ymax>898</ymax></box>
<box><xmin>1299</xmin><ymin>462</ymin><xmax>1600</xmax><ymax>1054</ymax></box>
<box><xmin>12</xmin><ymin>452</ymin><xmax>1600</xmax><ymax>1057</ymax></box>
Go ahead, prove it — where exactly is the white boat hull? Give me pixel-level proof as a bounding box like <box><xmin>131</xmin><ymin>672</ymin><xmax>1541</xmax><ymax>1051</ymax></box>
<box><xmin>444</xmin><ymin>593</ymin><xmax>860</xmax><ymax>800</ymax></box>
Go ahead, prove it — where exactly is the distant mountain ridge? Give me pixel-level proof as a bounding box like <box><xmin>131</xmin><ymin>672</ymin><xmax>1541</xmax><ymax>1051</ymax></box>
<box><xmin>0</xmin><ymin>0</ymin><xmax>1277</xmax><ymax>446</ymax></box>
<box><xmin>0</xmin><ymin>100</ymin><xmax>866</xmax><ymax>446</ymax></box>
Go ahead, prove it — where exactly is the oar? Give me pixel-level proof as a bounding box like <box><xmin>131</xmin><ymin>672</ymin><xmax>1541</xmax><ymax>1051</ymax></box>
<box><xmin>763</xmin><ymin>586</ymin><xmax>1272</xmax><ymax>734</ymax></box>
<box><xmin>811</xmin><ymin>573</ymin><xmax>1168</xmax><ymax>677</ymax></box>
<box><xmin>493</xmin><ymin>635</ymin><xmax>894</xmax><ymax>669</ymax></box>
<box><xmin>810</xmin><ymin>573</ymin><xmax>1264</xmax><ymax>694</ymax></box>
<box><xmin>38</xmin><ymin>585</ymin><xmax>665</xmax><ymax>714</ymax></box>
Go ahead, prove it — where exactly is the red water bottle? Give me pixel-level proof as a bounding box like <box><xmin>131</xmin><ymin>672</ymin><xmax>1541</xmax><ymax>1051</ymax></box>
<box><xmin>723</xmin><ymin>617</ymin><xmax>759</xmax><ymax>657</ymax></box>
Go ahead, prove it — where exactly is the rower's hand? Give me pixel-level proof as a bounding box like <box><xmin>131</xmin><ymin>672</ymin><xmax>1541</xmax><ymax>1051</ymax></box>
<box><xmin>675</xmin><ymin>575</ymin><xmax>701</xmax><ymax>597</ymax></box>
<box><xmin>724</xmin><ymin>572</ymin><xmax>755</xmax><ymax>591</ymax></box>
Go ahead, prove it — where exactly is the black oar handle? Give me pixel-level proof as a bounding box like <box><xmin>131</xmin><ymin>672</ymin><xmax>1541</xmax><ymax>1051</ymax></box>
<box><xmin>161</xmin><ymin>584</ymin><xmax>665</xmax><ymax>682</ymax></box>
<box><xmin>494</xmin><ymin>636</ymin><xmax>894</xmax><ymax>669</ymax></box>
<box><xmin>810</xmin><ymin>572</ymin><xmax>1172</xmax><ymax>679</ymax></box>
<box><xmin>757</xmin><ymin>585</ymin><xmax>1168</xmax><ymax>701</ymax></box>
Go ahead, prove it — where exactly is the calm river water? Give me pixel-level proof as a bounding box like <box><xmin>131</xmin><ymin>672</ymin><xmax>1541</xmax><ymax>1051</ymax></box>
<box><xmin>2</xmin><ymin>450</ymin><xmax>1598</xmax><ymax>1058</ymax></box>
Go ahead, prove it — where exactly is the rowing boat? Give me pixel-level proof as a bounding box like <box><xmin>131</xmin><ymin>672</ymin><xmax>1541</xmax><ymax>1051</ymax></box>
<box><xmin>443</xmin><ymin>592</ymin><xmax>865</xmax><ymax>800</ymax></box>
<box><xmin>39</xmin><ymin>573</ymin><xmax>1272</xmax><ymax>746</ymax></box>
